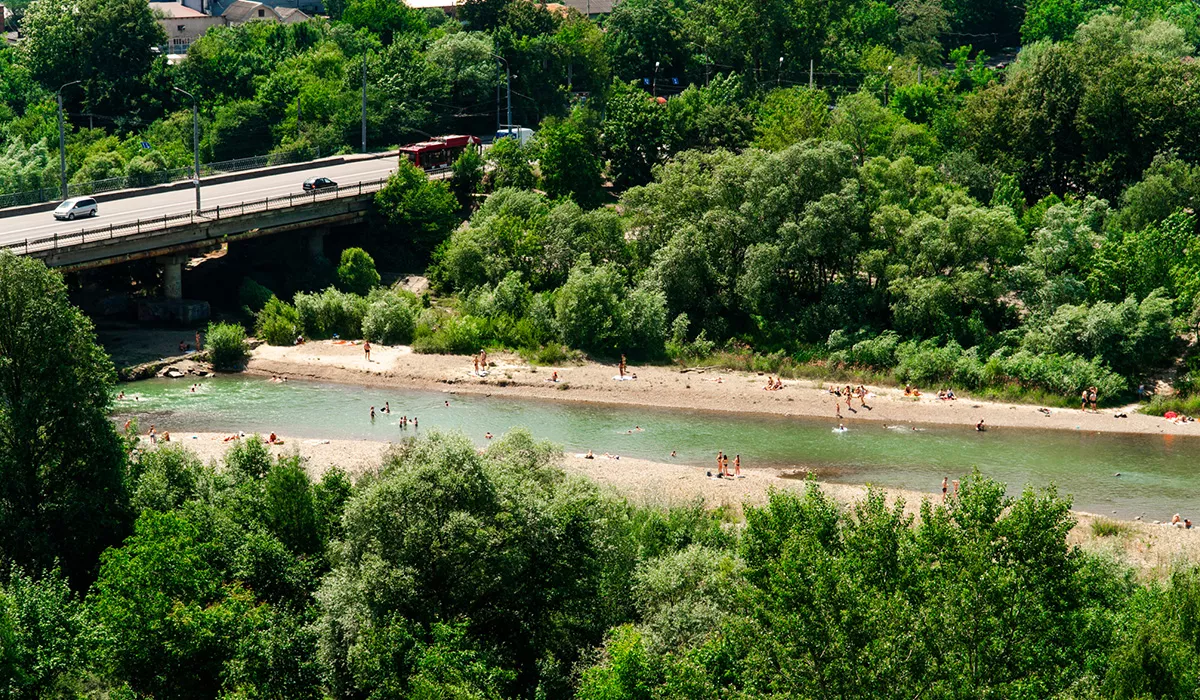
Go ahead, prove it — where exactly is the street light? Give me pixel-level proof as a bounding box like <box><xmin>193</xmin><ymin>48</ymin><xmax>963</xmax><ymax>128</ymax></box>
<box><xmin>490</xmin><ymin>54</ymin><xmax>513</xmax><ymax>138</ymax></box>
<box><xmin>777</xmin><ymin>56</ymin><xmax>784</xmax><ymax>88</ymax></box>
<box><xmin>361</xmin><ymin>53</ymin><xmax>367</xmax><ymax>153</ymax></box>
<box><xmin>652</xmin><ymin>60</ymin><xmax>661</xmax><ymax>98</ymax></box>
<box><xmin>173</xmin><ymin>86</ymin><xmax>201</xmax><ymax>212</ymax></box>
<box><xmin>57</xmin><ymin>80</ymin><xmax>80</xmax><ymax>200</ymax></box>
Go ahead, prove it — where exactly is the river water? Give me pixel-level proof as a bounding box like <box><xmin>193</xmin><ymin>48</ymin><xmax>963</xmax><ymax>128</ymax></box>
<box><xmin>116</xmin><ymin>375</ymin><xmax>1200</xmax><ymax>520</ymax></box>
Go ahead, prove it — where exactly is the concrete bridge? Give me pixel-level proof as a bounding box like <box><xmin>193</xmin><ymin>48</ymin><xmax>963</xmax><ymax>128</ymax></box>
<box><xmin>4</xmin><ymin>178</ymin><xmax>387</xmax><ymax>288</ymax></box>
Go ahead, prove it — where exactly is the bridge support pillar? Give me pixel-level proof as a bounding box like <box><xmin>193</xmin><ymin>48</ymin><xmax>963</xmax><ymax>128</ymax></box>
<box><xmin>306</xmin><ymin>228</ymin><xmax>328</xmax><ymax>260</ymax></box>
<box><xmin>160</xmin><ymin>255</ymin><xmax>188</xmax><ymax>300</ymax></box>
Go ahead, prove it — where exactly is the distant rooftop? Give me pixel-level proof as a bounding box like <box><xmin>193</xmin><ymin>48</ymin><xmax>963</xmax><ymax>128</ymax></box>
<box><xmin>149</xmin><ymin>1</ymin><xmax>208</xmax><ymax>17</ymax></box>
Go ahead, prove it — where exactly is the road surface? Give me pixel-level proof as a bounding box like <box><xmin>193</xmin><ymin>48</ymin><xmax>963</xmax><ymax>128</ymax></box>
<box><xmin>0</xmin><ymin>156</ymin><xmax>399</xmax><ymax>250</ymax></box>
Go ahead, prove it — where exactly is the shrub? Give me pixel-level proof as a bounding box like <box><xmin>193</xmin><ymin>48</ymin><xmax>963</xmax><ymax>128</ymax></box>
<box><xmin>205</xmin><ymin>321</ymin><xmax>248</xmax><ymax>371</ymax></box>
<box><xmin>362</xmin><ymin>291</ymin><xmax>418</xmax><ymax>345</ymax></box>
<box><xmin>412</xmin><ymin>314</ymin><xmax>489</xmax><ymax>354</ymax></box>
<box><xmin>294</xmin><ymin>287</ymin><xmax>368</xmax><ymax>339</ymax></box>
<box><xmin>555</xmin><ymin>256</ymin><xmax>627</xmax><ymax>355</ymax></box>
<box><xmin>238</xmin><ymin>277</ymin><xmax>274</xmax><ymax>313</ymax></box>
<box><xmin>849</xmin><ymin>332</ymin><xmax>901</xmax><ymax>369</ymax></box>
<box><xmin>335</xmin><ymin>247</ymin><xmax>381</xmax><ymax>296</ymax></box>
<box><xmin>255</xmin><ymin>297</ymin><xmax>301</xmax><ymax>346</ymax></box>
<box><xmin>1090</xmin><ymin>518</ymin><xmax>1129</xmax><ymax>538</ymax></box>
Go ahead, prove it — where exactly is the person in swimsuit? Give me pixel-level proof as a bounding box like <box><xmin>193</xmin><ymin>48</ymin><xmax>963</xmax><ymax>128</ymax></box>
<box><xmin>734</xmin><ymin>455</ymin><xmax>741</xmax><ymax>476</ymax></box>
<box><xmin>716</xmin><ymin>451</ymin><xmax>724</xmax><ymax>477</ymax></box>
<box><xmin>942</xmin><ymin>477</ymin><xmax>948</xmax><ymax>501</ymax></box>
<box><xmin>619</xmin><ymin>354</ymin><xmax>627</xmax><ymax>378</ymax></box>
<box><xmin>370</xmin><ymin>407</ymin><xmax>376</xmax><ymax>420</ymax></box>
<box><xmin>364</xmin><ymin>341</ymin><xmax>371</xmax><ymax>362</ymax></box>
<box><xmin>1089</xmin><ymin>387</ymin><xmax>1098</xmax><ymax>412</ymax></box>
<box><xmin>1081</xmin><ymin>389</ymin><xmax>1088</xmax><ymax>411</ymax></box>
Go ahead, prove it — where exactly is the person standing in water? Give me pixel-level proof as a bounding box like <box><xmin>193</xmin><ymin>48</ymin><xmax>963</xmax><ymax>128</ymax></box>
<box><xmin>370</xmin><ymin>406</ymin><xmax>376</xmax><ymax>420</ymax></box>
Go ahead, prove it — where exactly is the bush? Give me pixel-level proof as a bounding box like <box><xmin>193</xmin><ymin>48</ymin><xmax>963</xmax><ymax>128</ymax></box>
<box><xmin>362</xmin><ymin>291</ymin><xmax>419</xmax><ymax>345</ymax></box>
<box><xmin>335</xmin><ymin>247</ymin><xmax>380</xmax><ymax>296</ymax></box>
<box><xmin>205</xmin><ymin>321</ymin><xmax>248</xmax><ymax>371</ymax></box>
<box><xmin>255</xmin><ymin>297</ymin><xmax>301</xmax><ymax>346</ymax></box>
<box><xmin>238</xmin><ymin>277</ymin><xmax>274</xmax><ymax>313</ymax></box>
<box><xmin>294</xmin><ymin>287</ymin><xmax>368</xmax><ymax>339</ymax></box>
<box><xmin>412</xmin><ymin>314</ymin><xmax>489</xmax><ymax>354</ymax></box>
<box><xmin>1090</xmin><ymin>518</ymin><xmax>1129</xmax><ymax>538</ymax></box>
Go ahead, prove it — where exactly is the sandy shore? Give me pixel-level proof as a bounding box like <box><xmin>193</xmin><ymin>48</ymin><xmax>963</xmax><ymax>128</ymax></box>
<box><xmin>143</xmin><ymin>431</ymin><xmax>1200</xmax><ymax>577</ymax></box>
<box><xmin>246</xmin><ymin>341</ymin><xmax>1197</xmax><ymax>437</ymax></box>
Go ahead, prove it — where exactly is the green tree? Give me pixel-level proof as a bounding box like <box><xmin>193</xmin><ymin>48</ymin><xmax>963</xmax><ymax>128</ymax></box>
<box><xmin>375</xmin><ymin>161</ymin><xmax>459</xmax><ymax>256</ymax></box>
<box><xmin>90</xmin><ymin>511</ymin><xmax>262</xmax><ymax>699</ymax></box>
<box><xmin>335</xmin><ymin>247</ymin><xmax>381</xmax><ymax>296</ymax></box>
<box><xmin>20</xmin><ymin>0</ymin><xmax>166</xmax><ymax>117</ymax></box>
<box><xmin>484</xmin><ymin>136</ymin><xmax>535</xmax><ymax>191</ymax></box>
<box><xmin>340</xmin><ymin>0</ymin><xmax>427</xmax><ymax>45</ymax></box>
<box><xmin>536</xmin><ymin>108</ymin><xmax>604</xmax><ymax>206</ymax></box>
<box><xmin>0</xmin><ymin>566</ymin><xmax>92</xmax><ymax>698</ymax></box>
<box><xmin>602</xmin><ymin>79</ymin><xmax>668</xmax><ymax>189</ymax></box>
<box><xmin>754</xmin><ymin>87</ymin><xmax>830</xmax><ymax>151</ymax></box>
<box><xmin>0</xmin><ymin>253</ymin><xmax>129</xmax><ymax>589</ymax></box>
<box><xmin>450</xmin><ymin>147</ymin><xmax>484</xmax><ymax>210</ymax></box>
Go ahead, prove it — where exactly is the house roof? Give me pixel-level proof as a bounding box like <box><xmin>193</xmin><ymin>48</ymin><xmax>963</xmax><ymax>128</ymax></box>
<box><xmin>275</xmin><ymin>6</ymin><xmax>309</xmax><ymax>22</ymax></box>
<box><xmin>149</xmin><ymin>1</ymin><xmax>208</xmax><ymax>17</ymax></box>
<box><xmin>404</xmin><ymin>0</ymin><xmax>458</xmax><ymax>8</ymax></box>
<box><xmin>220</xmin><ymin>0</ymin><xmax>279</xmax><ymax>22</ymax></box>
<box><xmin>554</xmin><ymin>0</ymin><xmax>612</xmax><ymax>14</ymax></box>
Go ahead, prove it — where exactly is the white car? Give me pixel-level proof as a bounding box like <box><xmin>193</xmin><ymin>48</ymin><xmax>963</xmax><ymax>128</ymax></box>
<box><xmin>54</xmin><ymin>197</ymin><xmax>98</xmax><ymax>221</ymax></box>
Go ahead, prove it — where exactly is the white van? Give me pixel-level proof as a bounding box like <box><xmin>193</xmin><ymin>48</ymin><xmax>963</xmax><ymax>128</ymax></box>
<box><xmin>494</xmin><ymin>127</ymin><xmax>535</xmax><ymax>146</ymax></box>
<box><xmin>54</xmin><ymin>197</ymin><xmax>98</xmax><ymax>221</ymax></box>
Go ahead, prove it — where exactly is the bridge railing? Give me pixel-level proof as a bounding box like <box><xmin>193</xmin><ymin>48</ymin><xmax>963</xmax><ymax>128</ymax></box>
<box><xmin>3</xmin><ymin>177</ymin><xmax>389</xmax><ymax>257</ymax></box>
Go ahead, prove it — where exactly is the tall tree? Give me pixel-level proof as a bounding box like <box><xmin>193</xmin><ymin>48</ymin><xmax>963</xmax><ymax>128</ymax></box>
<box><xmin>20</xmin><ymin>0</ymin><xmax>165</xmax><ymax>118</ymax></box>
<box><xmin>0</xmin><ymin>253</ymin><xmax>130</xmax><ymax>589</ymax></box>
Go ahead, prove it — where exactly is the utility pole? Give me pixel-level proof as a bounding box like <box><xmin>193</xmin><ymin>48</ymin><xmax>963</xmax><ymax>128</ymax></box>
<box><xmin>490</xmin><ymin>54</ymin><xmax>512</xmax><ymax>137</ymax></box>
<box><xmin>173</xmin><ymin>86</ymin><xmax>200</xmax><ymax>212</ymax></box>
<box><xmin>809</xmin><ymin>59</ymin><xmax>814</xmax><ymax>89</ymax></box>
<box><xmin>777</xmin><ymin>56</ymin><xmax>783</xmax><ymax>88</ymax></box>
<box><xmin>361</xmin><ymin>53</ymin><xmax>367</xmax><ymax>153</ymax></box>
<box><xmin>297</xmin><ymin>98</ymin><xmax>302</xmax><ymax>138</ymax></box>
<box><xmin>56</xmin><ymin>80</ymin><xmax>80</xmax><ymax>200</ymax></box>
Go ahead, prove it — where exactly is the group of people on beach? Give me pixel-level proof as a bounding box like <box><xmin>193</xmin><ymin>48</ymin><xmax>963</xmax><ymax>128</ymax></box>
<box><xmin>1080</xmin><ymin>387</ymin><xmax>1099</xmax><ymax>412</ymax></box>
<box><xmin>473</xmin><ymin>349</ymin><xmax>489</xmax><ymax>375</ymax></box>
<box><xmin>832</xmin><ymin>385</ymin><xmax>872</xmax><ymax>417</ymax></box>
<box><xmin>709</xmin><ymin>451</ymin><xmax>742</xmax><ymax>479</ymax></box>
<box><xmin>763</xmin><ymin>376</ymin><xmax>785</xmax><ymax>390</ymax></box>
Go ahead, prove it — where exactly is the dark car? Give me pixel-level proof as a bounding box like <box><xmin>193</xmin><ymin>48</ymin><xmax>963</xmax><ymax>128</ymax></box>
<box><xmin>303</xmin><ymin>176</ymin><xmax>337</xmax><ymax>191</ymax></box>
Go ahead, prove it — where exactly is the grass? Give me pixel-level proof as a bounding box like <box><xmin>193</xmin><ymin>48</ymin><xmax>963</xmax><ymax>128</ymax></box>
<box><xmin>676</xmin><ymin>348</ymin><xmax>1120</xmax><ymax>409</ymax></box>
<box><xmin>1091</xmin><ymin>518</ymin><xmax>1131</xmax><ymax>538</ymax></box>
<box><xmin>1141</xmin><ymin>394</ymin><xmax>1200</xmax><ymax>417</ymax></box>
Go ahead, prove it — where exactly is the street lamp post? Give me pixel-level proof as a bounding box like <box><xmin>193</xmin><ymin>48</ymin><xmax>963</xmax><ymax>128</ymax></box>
<box><xmin>57</xmin><ymin>80</ymin><xmax>80</xmax><ymax>200</ymax></box>
<box><xmin>652</xmin><ymin>61</ymin><xmax>660</xmax><ymax>98</ymax></box>
<box><xmin>361</xmin><ymin>53</ymin><xmax>367</xmax><ymax>153</ymax></box>
<box><xmin>490</xmin><ymin>54</ymin><xmax>512</xmax><ymax>137</ymax></box>
<box><xmin>777</xmin><ymin>56</ymin><xmax>784</xmax><ymax>88</ymax></box>
<box><xmin>173</xmin><ymin>87</ymin><xmax>201</xmax><ymax>212</ymax></box>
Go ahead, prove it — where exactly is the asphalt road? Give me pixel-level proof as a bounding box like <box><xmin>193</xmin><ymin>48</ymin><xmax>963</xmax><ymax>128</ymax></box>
<box><xmin>0</xmin><ymin>157</ymin><xmax>398</xmax><ymax>249</ymax></box>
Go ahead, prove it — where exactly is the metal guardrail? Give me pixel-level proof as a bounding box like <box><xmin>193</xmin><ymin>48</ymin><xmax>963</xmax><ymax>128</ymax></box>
<box><xmin>0</xmin><ymin>148</ymin><xmax>323</xmax><ymax>208</ymax></box>
<box><xmin>3</xmin><ymin>177</ymin><xmax>387</xmax><ymax>257</ymax></box>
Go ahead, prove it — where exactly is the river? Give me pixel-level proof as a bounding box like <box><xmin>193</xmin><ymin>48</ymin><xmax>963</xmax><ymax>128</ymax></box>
<box><xmin>115</xmin><ymin>375</ymin><xmax>1200</xmax><ymax>520</ymax></box>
